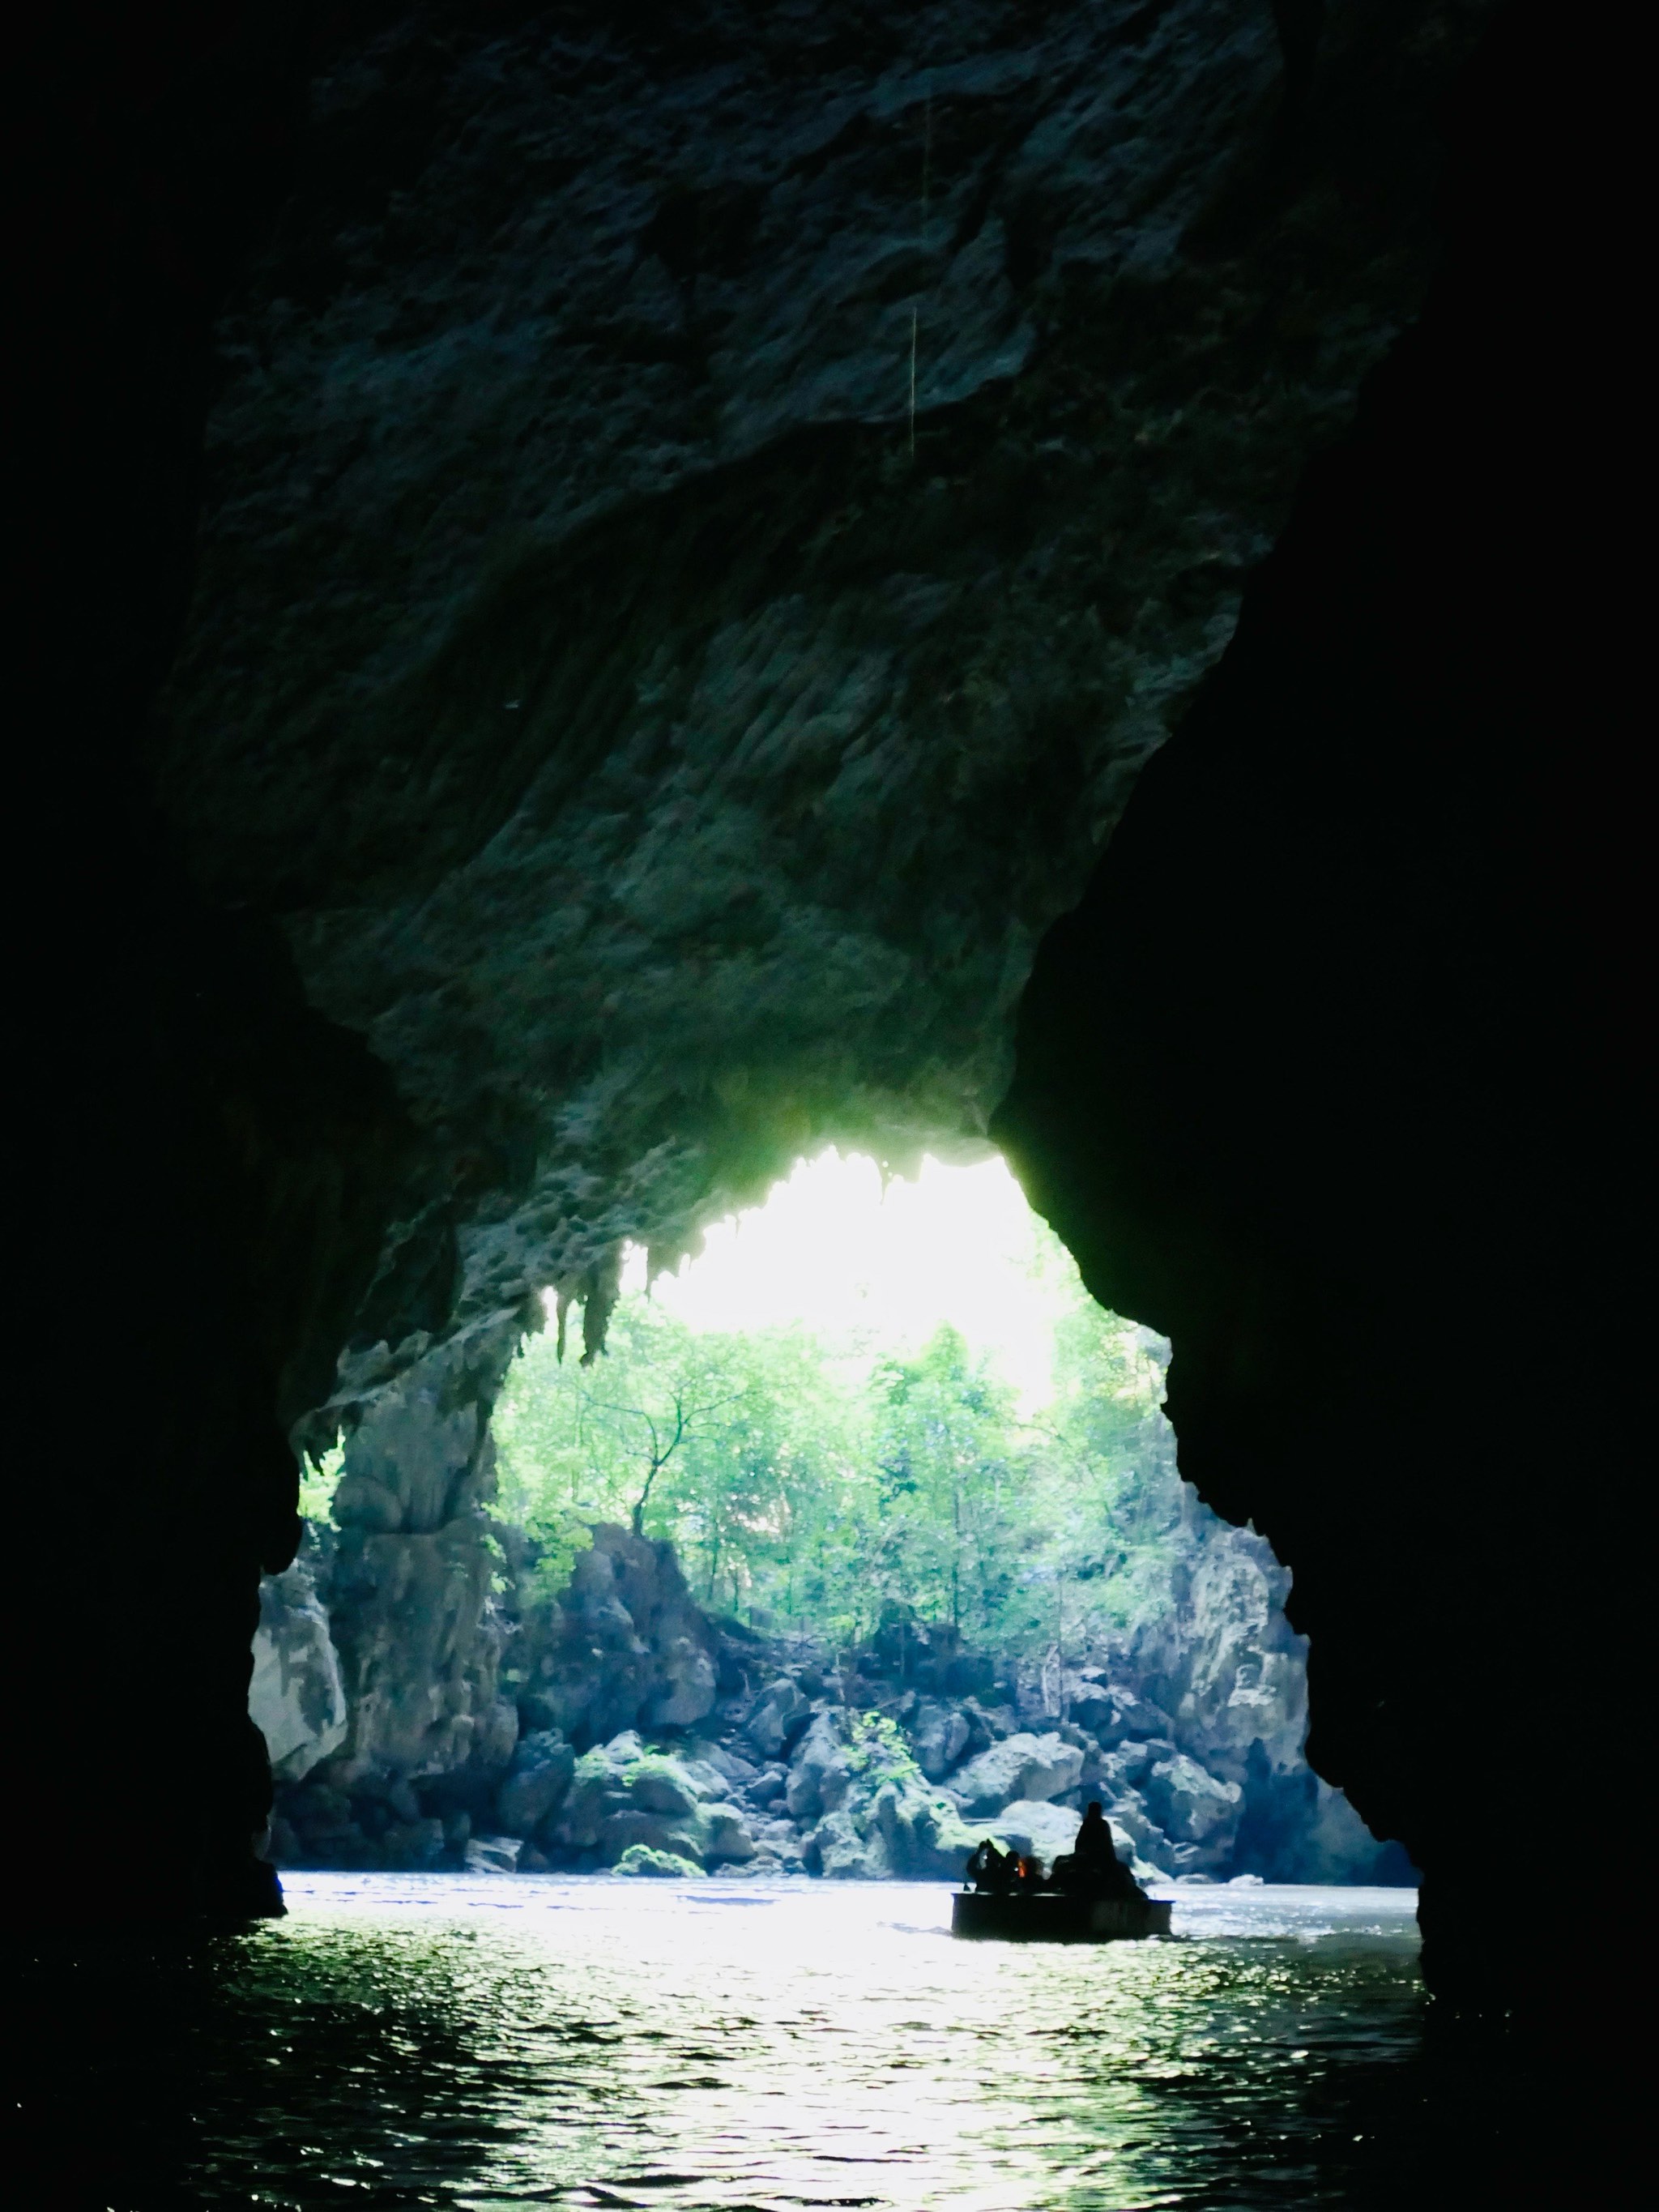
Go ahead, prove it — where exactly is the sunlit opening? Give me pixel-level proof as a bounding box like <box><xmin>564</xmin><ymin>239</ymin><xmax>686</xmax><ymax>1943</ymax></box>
<box><xmin>265</xmin><ymin>1147</ymin><xmax>1405</xmax><ymax>1905</ymax></box>
<box><xmin>497</xmin><ymin>1148</ymin><xmax>1174</xmax><ymax>1663</ymax></box>
<box><xmin>619</xmin><ymin>1151</ymin><xmax>1079</xmax><ymax>1413</ymax></box>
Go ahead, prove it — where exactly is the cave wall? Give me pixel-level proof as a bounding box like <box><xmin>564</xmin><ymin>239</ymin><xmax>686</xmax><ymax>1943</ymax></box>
<box><xmin>19</xmin><ymin>0</ymin><xmax>1607</xmax><ymax>2007</ymax></box>
<box><xmin>19</xmin><ymin>2</ymin><xmax>415</xmax><ymax>1915</ymax></box>
<box><xmin>995</xmin><ymin>2</ymin><xmax>1617</xmax><ymax>2005</ymax></box>
<box><xmin>149</xmin><ymin>4</ymin><xmax>1492</xmax><ymax>1868</ymax></box>
<box><xmin>157</xmin><ymin>0</ymin><xmax>1487</xmax><ymax>1439</ymax></box>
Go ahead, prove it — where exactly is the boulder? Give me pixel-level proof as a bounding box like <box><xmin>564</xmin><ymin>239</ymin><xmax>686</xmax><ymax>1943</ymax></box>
<box><xmin>494</xmin><ymin>1730</ymin><xmax>575</xmax><ymax>1836</ymax></box>
<box><xmin>979</xmin><ymin>1800</ymin><xmax>1086</xmax><ymax>1866</ymax></box>
<box><xmin>1100</xmin><ymin>1792</ymin><xmax>1177</xmax><ymax>1880</ymax></box>
<box><xmin>599</xmin><ymin>1808</ymin><xmax>706</xmax><ymax>1865</ymax></box>
<box><xmin>745</xmin><ymin>1677</ymin><xmax>811</xmax><ymax>1759</ymax></box>
<box><xmin>804</xmin><ymin>1808</ymin><xmax>889</xmax><ymax>1881</ymax></box>
<box><xmin>676</xmin><ymin>1754</ymin><xmax>740</xmax><ymax>1803</ymax></box>
<box><xmin>1145</xmin><ymin>1753</ymin><xmax>1243</xmax><ymax>1851</ymax></box>
<box><xmin>868</xmin><ymin>1779</ymin><xmax>981</xmax><ymax>1880</ymax></box>
<box><xmin>949</xmin><ymin>1732</ymin><xmax>1084</xmax><ymax>1817</ymax></box>
<box><xmin>544</xmin><ymin>1732</ymin><xmax>757</xmax><ymax>1868</ymax></box>
<box><xmin>1071</xmin><ymin>1682</ymin><xmax>1175</xmax><ymax>1747</ymax></box>
<box><xmin>465</xmin><ymin>1834</ymin><xmax>522</xmax><ymax>1874</ymax></box>
<box><xmin>625</xmin><ymin>1755</ymin><xmax>702</xmax><ymax>1820</ymax></box>
<box><xmin>700</xmin><ymin>1804</ymin><xmax>757</xmax><ymax>1865</ymax></box>
<box><xmin>549</xmin><ymin>1744</ymin><xmax>628</xmax><ymax>1849</ymax></box>
<box><xmin>910</xmin><ymin>1699</ymin><xmax>971</xmax><ymax>1781</ymax></box>
<box><xmin>697</xmin><ymin>1743</ymin><xmax>760</xmax><ymax>1788</ymax></box>
<box><xmin>786</xmin><ymin>1710</ymin><xmax>852</xmax><ymax>1821</ymax></box>
<box><xmin>617</xmin><ymin>1845</ymin><xmax>704</xmax><ymax>1878</ymax></box>
<box><xmin>646</xmin><ymin>1633</ymin><xmax>718</xmax><ymax>1728</ymax></box>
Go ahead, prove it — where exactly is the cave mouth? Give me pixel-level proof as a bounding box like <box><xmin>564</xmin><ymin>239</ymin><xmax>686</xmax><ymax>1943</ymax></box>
<box><xmin>260</xmin><ymin>1147</ymin><xmax>1409</xmax><ymax>1893</ymax></box>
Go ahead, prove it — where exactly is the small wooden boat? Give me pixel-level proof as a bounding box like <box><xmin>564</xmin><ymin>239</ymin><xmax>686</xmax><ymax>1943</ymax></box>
<box><xmin>951</xmin><ymin>1890</ymin><xmax>1172</xmax><ymax>1942</ymax></box>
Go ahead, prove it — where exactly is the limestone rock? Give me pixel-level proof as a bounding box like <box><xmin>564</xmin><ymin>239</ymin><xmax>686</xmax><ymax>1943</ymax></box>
<box><xmin>599</xmin><ymin>1809</ymin><xmax>706</xmax><ymax>1867</ymax></box>
<box><xmin>1068</xmin><ymin>1680</ymin><xmax>1175</xmax><ymax>1748</ymax></box>
<box><xmin>786</xmin><ymin>1710</ymin><xmax>853</xmax><ymax>1821</ymax></box>
<box><xmin>803</xmin><ymin>1807</ymin><xmax>891</xmax><ymax>1881</ymax></box>
<box><xmin>949</xmin><ymin>1732</ymin><xmax>1084</xmax><ymax>1817</ymax></box>
<box><xmin>1145</xmin><ymin>1751</ymin><xmax>1245</xmax><ymax>1857</ymax></box>
<box><xmin>801</xmin><ymin>1763</ymin><xmax>976</xmax><ymax>1882</ymax></box>
<box><xmin>625</xmin><ymin>1756</ymin><xmax>702</xmax><ymax>1820</ymax></box>
<box><xmin>978</xmin><ymin>1798</ymin><xmax>1086</xmax><ymax>1866</ymax></box>
<box><xmin>697</xmin><ymin>1743</ymin><xmax>759</xmax><ymax>1790</ymax></box>
<box><xmin>647</xmin><ymin>1633</ymin><xmax>719</xmax><ymax>1728</ymax></box>
<box><xmin>494</xmin><ymin>1730</ymin><xmax>575</xmax><ymax>1838</ymax></box>
<box><xmin>617</xmin><ymin>1845</ymin><xmax>705</xmax><ymax>1878</ymax></box>
<box><xmin>744</xmin><ymin>1677</ymin><xmax>811</xmax><ymax>1760</ymax></box>
<box><xmin>513</xmin><ymin>1527</ymin><xmax>717</xmax><ymax>1747</ymax></box>
<box><xmin>911</xmin><ymin>1698</ymin><xmax>972</xmax><ymax>1781</ymax></box>
<box><xmin>161</xmin><ymin>0</ymin><xmax>1477</xmax><ymax>1483</ymax></box>
<box><xmin>465</xmin><ymin>1834</ymin><xmax>522</xmax><ymax>1875</ymax></box>
<box><xmin>250</xmin><ymin>1556</ymin><xmax>348</xmax><ymax>1783</ymax></box>
<box><xmin>545</xmin><ymin>1731</ymin><xmax>755</xmax><ymax>1868</ymax></box>
<box><xmin>700</xmin><ymin>1804</ymin><xmax>758</xmax><ymax>1866</ymax></box>
<box><xmin>326</xmin><ymin>1512</ymin><xmax>514</xmax><ymax>1788</ymax></box>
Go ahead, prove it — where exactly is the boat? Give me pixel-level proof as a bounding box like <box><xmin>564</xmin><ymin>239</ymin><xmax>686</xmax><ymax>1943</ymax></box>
<box><xmin>951</xmin><ymin>1890</ymin><xmax>1171</xmax><ymax>1942</ymax></box>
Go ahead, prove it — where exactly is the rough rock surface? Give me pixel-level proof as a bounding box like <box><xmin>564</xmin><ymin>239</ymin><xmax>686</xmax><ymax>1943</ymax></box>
<box><xmin>179</xmin><ymin>0</ymin><xmax>1486</xmax><ymax>1912</ymax></box>
<box><xmin>950</xmin><ymin>1732</ymin><xmax>1083</xmax><ymax>1816</ymax></box>
<box><xmin>267</xmin><ymin>1510</ymin><xmax>1403</xmax><ymax>1882</ymax></box>
<box><xmin>512</xmin><ymin>1525</ymin><xmax>720</xmax><ymax>1741</ymax></box>
<box><xmin>249</xmin><ymin>1551</ymin><xmax>348</xmax><ymax>1782</ymax></box>
<box><xmin>154</xmin><ymin>0</ymin><xmax>1489</xmax><ymax>1471</ymax></box>
<box><xmin>987</xmin><ymin>3</ymin><xmax>1618</xmax><ymax>1999</ymax></box>
<box><xmin>494</xmin><ymin>1730</ymin><xmax>577</xmax><ymax>1838</ymax></box>
<box><xmin>28</xmin><ymin>0</ymin><xmax>1614</xmax><ymax>2041</ymax></box>
<box><xmin>269</xmin><ymin>1519</ymin><xmax>725</xmax><ymax>1864</ymax></box>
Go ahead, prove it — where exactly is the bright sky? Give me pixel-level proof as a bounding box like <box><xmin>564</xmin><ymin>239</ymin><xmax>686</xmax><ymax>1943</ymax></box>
<box><xmin>618</xmin><ymin>1150</ymin><xmax>1082</xmax><ymax>1411</ymax></box>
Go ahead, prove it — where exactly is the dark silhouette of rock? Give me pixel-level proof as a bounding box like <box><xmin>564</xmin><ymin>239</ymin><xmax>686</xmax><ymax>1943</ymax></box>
<box><xmin>993</xmin><ymin>2</ymin><xmax>1619</xmax><ymax>2008</ymax></box>
<box><xmin>19</xmin><ymin>0</ymin><xmax>1615</xmax><ymax>2043</ymax></box>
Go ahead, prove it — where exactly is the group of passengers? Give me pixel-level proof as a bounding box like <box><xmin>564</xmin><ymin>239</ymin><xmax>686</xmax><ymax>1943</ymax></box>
<box><xmin>964</xmin><ymin>1801</ymin><xmax>1142</xmax><ymax>1901</ymax></box>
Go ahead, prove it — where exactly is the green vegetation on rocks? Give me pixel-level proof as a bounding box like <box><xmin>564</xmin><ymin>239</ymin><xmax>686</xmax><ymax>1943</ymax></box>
<box><xmin>493</xmin><ymin>1223</ymin><xmax>1192</xmax><ymax>1676</ymax></box>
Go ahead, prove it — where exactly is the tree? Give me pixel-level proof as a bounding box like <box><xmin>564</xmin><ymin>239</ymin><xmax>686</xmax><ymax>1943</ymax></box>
<box><xmin>490</xmin><ymin>1219</ymin><xmax>1196</xmax><ymax>1665</ymax></box>
<box><xmin>868</xmin><ymin>1326</ymin><xmax>1027</xmax><ymax>1639</ymax></box>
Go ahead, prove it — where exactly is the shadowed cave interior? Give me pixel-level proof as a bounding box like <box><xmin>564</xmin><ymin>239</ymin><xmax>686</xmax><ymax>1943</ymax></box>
<box><xmin>19</xmin><ymin>0</ymin><xmax>1623</xmax><ymax>2069</ymax></box>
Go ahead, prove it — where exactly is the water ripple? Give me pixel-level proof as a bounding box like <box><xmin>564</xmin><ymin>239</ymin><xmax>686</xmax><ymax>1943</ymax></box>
<box><xmin>18</xmin><ymin>1878</ymin><xmax>1428</xmax><ymax>2210</ymax></box>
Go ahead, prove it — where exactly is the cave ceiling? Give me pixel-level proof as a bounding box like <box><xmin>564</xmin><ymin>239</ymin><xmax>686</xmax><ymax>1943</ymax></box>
<box><xmin>151</xmin><ymin>0</ymin><xmax>1491</xmax><ymax>1433</ymax></box>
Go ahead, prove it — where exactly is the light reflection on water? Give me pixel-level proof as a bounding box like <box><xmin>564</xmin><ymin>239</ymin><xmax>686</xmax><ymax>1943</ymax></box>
<box><xmin>181</xmin><ymin>1877</ymin><xmax>1424</xmax><ymax>2210</ymax></box>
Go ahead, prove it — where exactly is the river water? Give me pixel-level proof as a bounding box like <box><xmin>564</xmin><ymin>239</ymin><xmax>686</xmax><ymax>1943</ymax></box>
<box><xmin>22</xmin><ymin>1875</ymin><xmax>1492</xmax><ymax>2209</ymax></box>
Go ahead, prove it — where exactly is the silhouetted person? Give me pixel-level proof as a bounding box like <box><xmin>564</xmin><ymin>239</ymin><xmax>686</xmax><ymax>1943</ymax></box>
<box><xmin>1052</xmin><ymin>1802</ymin><xmax>1142</xmax><ymax>1900</ymax></box>
<box><xmin>965</xmin><ymin>1838</ymin><xmax>1015</xmax><ymax>1894</ymax></box>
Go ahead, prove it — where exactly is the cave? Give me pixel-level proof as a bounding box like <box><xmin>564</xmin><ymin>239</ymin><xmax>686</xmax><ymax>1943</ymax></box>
<box><xmin>21</xmin><ymin>0</ymin><xmax>1616</xmax><ymax>2153</ymax></box>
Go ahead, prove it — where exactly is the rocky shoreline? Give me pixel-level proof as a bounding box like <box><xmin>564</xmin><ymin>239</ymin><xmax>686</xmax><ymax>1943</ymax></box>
<box><xmin>258</xmin><ymin>1519</ymin><xmax>1410</xmax><ymax>1885</ymax></box>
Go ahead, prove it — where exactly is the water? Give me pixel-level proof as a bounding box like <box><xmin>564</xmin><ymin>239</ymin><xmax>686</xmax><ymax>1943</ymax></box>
<box><xmin>21</xmin><ymin>1876</ymin><xmax>1493</xmax><ymax>2210</ymax></box>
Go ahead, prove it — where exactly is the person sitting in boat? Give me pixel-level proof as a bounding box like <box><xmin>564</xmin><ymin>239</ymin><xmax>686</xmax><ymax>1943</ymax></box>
<box><xmin>1051</xmin><ymin>1802</ymin><xmax>1143</xmax><ymax>1900</ymax></box>
<box><xmin>965</xmin><ymin>1838</ymin><xmax>1016</xmax><ymax>1893</ymax></box>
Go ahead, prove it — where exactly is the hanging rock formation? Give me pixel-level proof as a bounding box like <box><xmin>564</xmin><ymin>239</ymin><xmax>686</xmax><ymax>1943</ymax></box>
<box><xmin>159</xmin><ymin>0</ymin><xmax>1489</xmax><ymax>1446</ymax></box>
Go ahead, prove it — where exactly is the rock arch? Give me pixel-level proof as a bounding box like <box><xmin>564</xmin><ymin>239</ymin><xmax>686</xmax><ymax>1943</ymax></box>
<box><xmin>19</xmin><ymin>2</ymin><xmax>1616</xmax><ymax>2013</ymax></box>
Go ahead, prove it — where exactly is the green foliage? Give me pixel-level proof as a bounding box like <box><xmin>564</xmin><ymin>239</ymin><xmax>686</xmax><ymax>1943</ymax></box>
<box><xmin>616</xmin><ymin>1844</ymin><xmax>705</xmax><ymax>1878</ymax></box>
<box><xmin>298</xmin><ymin>1441</ymin><xmax>345</xmax><ymax>1526</ymax></box>
<box><xmin>844</xmin><ymin>1712</ymin><xmax>923</xmax><ymax>1786</ymax></box>
<box><xmin>492</xmin><ymin>1219</ymin><xmax>1190</xmax><ymax>1669</ymax></box>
